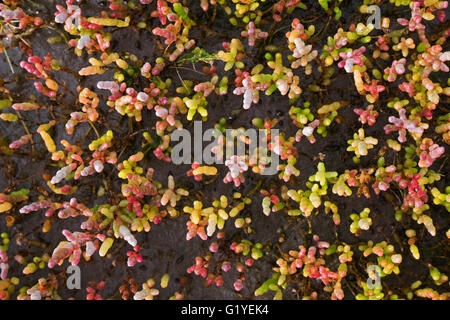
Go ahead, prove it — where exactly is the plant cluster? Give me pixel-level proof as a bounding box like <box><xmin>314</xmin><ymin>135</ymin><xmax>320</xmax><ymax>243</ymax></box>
<box><xmin>0</xmin><ymin>0</ymin><xmax>448</xmax><ymax>300</ymax></box>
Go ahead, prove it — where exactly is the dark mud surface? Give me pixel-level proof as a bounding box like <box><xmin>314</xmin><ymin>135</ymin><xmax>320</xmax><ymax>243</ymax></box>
<box><xmin>0</xmin><ymin>0</ymin><xmax>449</xmax><ymax>299</ymax></box>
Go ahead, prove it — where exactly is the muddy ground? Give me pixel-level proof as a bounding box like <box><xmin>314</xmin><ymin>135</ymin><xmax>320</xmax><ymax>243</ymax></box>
<box><xmin>0</xmin><ymin>0</ymin><xmax>448</xmax><ymax>299</ymax></box>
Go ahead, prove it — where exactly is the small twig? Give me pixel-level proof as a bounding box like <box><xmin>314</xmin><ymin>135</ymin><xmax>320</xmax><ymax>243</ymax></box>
<box><xmin>0</xmin><ymin>42</ymin><xmax>15</xmax><ymax>74</ymax></box>
<box><xmin>88</xmin><ymin>120</ymin><xmax>100</xmax><ymax>138</ymax></box>
<box><xmin>15</xmin><ymin>109</ymin><xmax>35</xmax><ymax>153</ymax></box>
